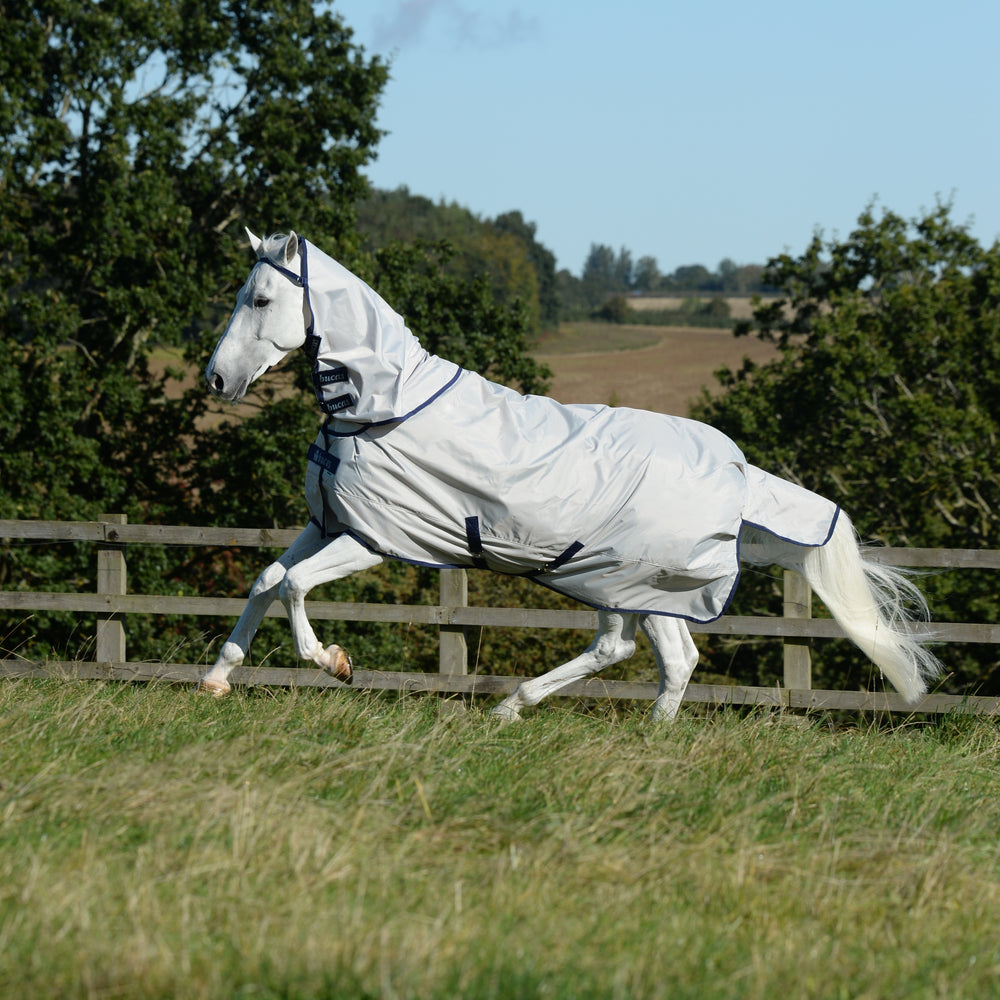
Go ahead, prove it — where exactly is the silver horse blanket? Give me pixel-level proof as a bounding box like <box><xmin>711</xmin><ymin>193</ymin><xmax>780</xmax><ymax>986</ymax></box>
<box><xmin>295</xmin><ymin>240</ymin><xmax>838</xmax><ymax>623</ymax></box>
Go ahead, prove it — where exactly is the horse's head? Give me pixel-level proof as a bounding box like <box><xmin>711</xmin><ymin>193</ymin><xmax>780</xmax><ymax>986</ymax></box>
<box><xmin>205</xmin><ymin>229</ymin><xmax>308</xmax><ymax>402</ymax></box>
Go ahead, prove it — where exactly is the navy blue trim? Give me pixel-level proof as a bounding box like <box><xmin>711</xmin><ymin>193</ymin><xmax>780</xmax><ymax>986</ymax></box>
<box><xmin>301</xmin><ymin>242</ymin><xmax>319</xmax><ymax>361</ymax></box>
<box><xmin>524</xmin><ymin>540</ymin><xmax>585</xmax><ymax>579</ymax></box>
<box><xmin>545</xmin><ymin>540</ymin><xmax>584</xmax><ymax>572</ymax></box>
<box><xmin>259</xmin><ymin>256</ymin><xmax>304</xmax><ymax>287</ymax></box>
<box><xmin>309</xmin><ymin>414</ymin><xmax>338</xmax><ymax>537</ymax></box>
<box><xmin>742</xmin><ymin>505</ymin><xmax>840</xmax><ymax>549</ymax></box>
<box><xmin>302</xmin><ymin>240</ymin><xmax>315</xmax><ymax>337</ymax></box>
<box><xmin>323</xmin><ymin>365</ymin><xmax>463</xmax><ymax>437</ymax></box>
<box><xmin>308</xmin><ymin>515</ymin><xmax>345</xmax><ymax>540</ymax></box>
<box><xmin>465</xmin><ymin>516</ymin><xmax>488</xmax><ymax>569</ymax></box>
<box><xmin>524</xmin><ymin>572</ymin><xmax>732</xmax><ymax>624</ymax></box>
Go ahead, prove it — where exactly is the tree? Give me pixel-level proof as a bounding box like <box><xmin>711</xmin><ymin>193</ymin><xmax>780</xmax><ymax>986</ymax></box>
<box><xmin>0</xmin><ymin>0</ymin><xmax>386</xmax><ymax>519</ymax></box>
<box><xmin>0</xmin><ymin>0</ymin><xmax>389</xmax><ymax>660</ymax></box>
<box><xmin>613</xmin><ymin>246</ymin><xmax>634</xmax><ymax>290</ymax></box>
<box><xmin>633</xmin><ymin>255</ymin><xmax>661</xmax><ymax>292</ymax></box>
<box><xmin>369</xmin><ymin>240</ymin><xmax>550</xmax><ymax>395</ymax></box>
<box><xmin>717</xmin><ymin>258</ymin><xmax>739</xmax><ymax>292</ymax></box>
<box><xmin>0</xmin><ymin>1</ymin><xmax>546</xmax><ymax>668</ymax></box>
<box><xmin>594</xmin><ymin>294</ymin><xmax>630</xmax><ymax>324</ymax></box>
<box><xmin>580</xmin><ymin>243</ymin><xmax>618</xmax><ymax>307</ymax></box>
<box><xmin>665</xmin><ymin>264</ymin><xmax>713</xmax><ymax>292</ymax></box>
<box><xmin>690</xmin><ymin>202</ymin><xmax>1000</xmax><ymax>695</ymax></box>
<box><xmin>492</xmin><ymin>210</ymin><xmax>560</xmax><ymax>330</ymax></box>
<box><xmin>355</xmin><ymin>189</ymin><xmax>560</xmax><ymax>335</ymax></box>
<box><xmin>580</xmin><ymin>243</ymin><xmax>635</xmax><ymax>309</ymax></box>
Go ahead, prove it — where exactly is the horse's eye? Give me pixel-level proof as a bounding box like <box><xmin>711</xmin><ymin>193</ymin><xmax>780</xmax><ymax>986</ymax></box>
<box><xmin>253</xmin><ymin>295</ymin><xmax>270</xmax><ymax>309</ymax></box>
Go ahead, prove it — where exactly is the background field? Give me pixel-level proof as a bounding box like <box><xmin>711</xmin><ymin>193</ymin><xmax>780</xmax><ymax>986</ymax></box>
<box><xmin>626</xmin><ymin>296</ymin><xmax>767</xmax><ymax>320</ymax></box>
<box><xmin>535</xmin><ymin>321</ymin><xmax>779</xmax><ymax>416</ymax></box>
<box><xmin>2</xmin><ymin>681</ymin><xmax>998</xmax><ymax>999</ymax></box>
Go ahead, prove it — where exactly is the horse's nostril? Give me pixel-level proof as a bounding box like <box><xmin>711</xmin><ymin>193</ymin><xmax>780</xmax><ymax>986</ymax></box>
<box><xmin>211</xmin><ymin>373</ymin><xmax>225</xmax><ymax>394</ymax></box>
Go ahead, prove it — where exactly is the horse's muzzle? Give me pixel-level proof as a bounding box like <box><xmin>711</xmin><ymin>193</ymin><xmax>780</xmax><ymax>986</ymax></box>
<box><xmin>204</xmin><ymin>365</ymin><xmax>256</xmax><ymax>402</ymax></box>
<box><xmin>206</xmin><ymin>371</ymin><xmax>244</xmax><ymax>401</ymax></box>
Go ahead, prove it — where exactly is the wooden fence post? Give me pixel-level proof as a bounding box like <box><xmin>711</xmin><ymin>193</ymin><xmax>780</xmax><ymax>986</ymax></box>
<box><xmin>782</xmin><ymin>569</ymin><xmax>811</xmax><ymax>691</ymax></box>
<box><xmin>439</xmin><ymin>568</ymin><xmax>468</xmax><ymax>675</ymax></box>
<box><xmin>96</xmin><ymin>513</ymin><xmax>127</xmax><ymax>663</ymax></box>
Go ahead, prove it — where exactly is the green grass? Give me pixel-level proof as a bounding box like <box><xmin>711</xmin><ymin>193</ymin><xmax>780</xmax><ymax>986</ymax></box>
<box><xmin>2</xmin><ymin>681</ymin><xmax>999</xmax><ymax>999</ymax></box>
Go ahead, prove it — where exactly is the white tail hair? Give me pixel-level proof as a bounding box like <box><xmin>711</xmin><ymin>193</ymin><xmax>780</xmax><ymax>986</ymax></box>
<box><xmin>741</xmin><ymin>514</ymin><xmax>941</xmax><ymax>703</ymax></box>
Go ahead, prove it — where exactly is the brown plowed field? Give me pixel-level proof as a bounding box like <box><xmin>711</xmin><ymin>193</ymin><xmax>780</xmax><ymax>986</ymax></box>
<box><xmin>535</xmin><ymin>323</ymin><xmax>779</xmax><ymax>416</ymax></box>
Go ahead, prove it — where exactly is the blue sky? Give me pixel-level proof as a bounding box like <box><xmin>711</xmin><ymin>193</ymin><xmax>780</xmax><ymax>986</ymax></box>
<box><xmin>332</xmin><ymin>0</ymin><xmax>1000</xmax><ymax>276</ymax></box>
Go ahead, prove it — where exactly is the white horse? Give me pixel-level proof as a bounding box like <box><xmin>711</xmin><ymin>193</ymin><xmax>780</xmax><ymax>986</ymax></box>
<box><xmin>198</xmin><ymin>230</ymin><xmax>940</xmax><ymax>720</ymax></box>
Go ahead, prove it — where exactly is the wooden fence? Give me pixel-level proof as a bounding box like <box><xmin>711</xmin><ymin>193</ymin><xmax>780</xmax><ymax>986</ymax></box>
<box><xmin>2</xmin><ymin>516</ymin><xmax>1000</xmax><ymax>715</ymax></box>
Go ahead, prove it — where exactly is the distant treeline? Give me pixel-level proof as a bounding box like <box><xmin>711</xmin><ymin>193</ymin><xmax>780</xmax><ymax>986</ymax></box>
<box><xmin>592</xmin><ymin>294</ymin><xmax>734</xmax><ymax>329</ymax></box>
<box><xmin>357</xmin><ymin>187</ymin><xmax>767</xmax><ymax>332</ymax></box>
<box><xmin>566</xmin><ymin>244</ymin><xmax>772</xmax><ymax>319</ymax></box>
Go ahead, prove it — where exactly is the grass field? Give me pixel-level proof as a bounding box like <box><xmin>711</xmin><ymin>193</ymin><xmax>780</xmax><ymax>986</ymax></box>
<box><xmin>534</xmin><ymin>322</ymin><xmax>780</xmax><ymax>415</ymax></box>
<box><xmin>3</xmin><ymin>680</ymin><xmax>999</xmax><ymax>999</ymax></box>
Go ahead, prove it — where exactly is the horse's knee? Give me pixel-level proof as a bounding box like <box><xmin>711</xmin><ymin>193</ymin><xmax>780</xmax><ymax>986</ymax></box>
<box><xmin>250</xmin><ymin>561</ymin><xmax>288</xmax><ymax>600</ymax></box>
<box><xmin>615</xmin><ymin>638</ymin><xmax>637</xmax><ymax>663</ymax></box>
<box><xmin>592</xmin><ymin>633</ymin><xmax>635</xmax><ymax>666</ymax></box>
<box><xmin>277</xmin><ymin>567</ymin><xmax>307</xmax><ymax>604</ymax></box>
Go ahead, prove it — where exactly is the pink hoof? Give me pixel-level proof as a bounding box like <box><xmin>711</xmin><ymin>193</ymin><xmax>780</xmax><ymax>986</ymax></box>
<box><xmin>197</xmin><ymin>677</ymin><xmax>232</xmax><ymax>697</ymax></box>
<box><xmin>318</xmin><ymin>645</ymin><xmax>353</xmax><ymax>685</ymax></box>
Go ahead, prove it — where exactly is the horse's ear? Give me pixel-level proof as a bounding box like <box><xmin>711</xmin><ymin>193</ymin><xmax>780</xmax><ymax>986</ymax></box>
<box><xmin>245</xmin><ymin>227</ymin><xmax>264</xmax><ymax>257</ymax></box>
<box><xmin>284</xmin><ymin>231</ymin><xmax>299</xmax><ymax>265</ymax></box>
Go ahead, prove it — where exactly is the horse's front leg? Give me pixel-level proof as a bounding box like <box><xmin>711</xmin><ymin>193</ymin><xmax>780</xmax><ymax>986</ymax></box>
<box><xmin>278</xmin><ymin>533</ymin><xmax>383</xmax><ymax>679</ymax></box>
<box><xmin>198</xmin><ymin>523</ymin><xmax>329</xmax><ymax>695</ymax></box>
<box><xmin>491</xmin><ymin>612</ymin><xmax>639</xmax><ymax>721</ymax></box>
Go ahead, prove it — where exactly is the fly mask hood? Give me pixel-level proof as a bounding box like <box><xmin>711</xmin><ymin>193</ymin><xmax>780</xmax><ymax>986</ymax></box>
<box><xmin>205</xmin><ymin>230</ymin><xmax>309</xmax><ymax>402</ymax></box>
<box><xmin>296</xmin><ymin>239</ymin><xmax>459</xmax><ymax>427</ymax></box>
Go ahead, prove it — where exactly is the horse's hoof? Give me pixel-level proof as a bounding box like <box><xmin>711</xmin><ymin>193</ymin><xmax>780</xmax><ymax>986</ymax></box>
<box><xmin>490</xmin><ymin>702</ymin><xmax>522</xmax><ymax>723</ymax></box>
<box><xmin>319</xmin><ymin>645</ymin><xmax>353</xmax><ymax>685</ymax></box>
<box><xmin>196</xmin><ymin>677</ymin><xmax>231</xmax><ymax>697</ymax></box>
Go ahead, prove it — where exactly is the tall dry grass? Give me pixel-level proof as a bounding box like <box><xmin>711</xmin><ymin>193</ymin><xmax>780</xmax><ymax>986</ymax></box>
<box><xmin>2</xmin><ymin>679</ymin><xmax>998</xmax><ymax>998</ymax></box>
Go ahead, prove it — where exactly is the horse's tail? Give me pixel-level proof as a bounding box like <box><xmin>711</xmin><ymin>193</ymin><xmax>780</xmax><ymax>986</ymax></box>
<box><xmin>742</xmin><ymin>514</ymin><xmax>941</xmax><ymax>703</ymax></box>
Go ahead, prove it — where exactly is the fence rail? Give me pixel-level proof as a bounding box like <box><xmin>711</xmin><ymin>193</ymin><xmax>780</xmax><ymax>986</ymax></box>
<box><xmin>2</xmin><ymin>516</ymin><xmax>999</xmax><ymax>715</ymax></box>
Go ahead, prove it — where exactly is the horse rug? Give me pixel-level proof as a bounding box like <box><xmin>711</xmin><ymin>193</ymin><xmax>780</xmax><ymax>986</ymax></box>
<box><xmin>293</xmin><ymin>239</ymin><xmax>838</xmax><ymax>624</ymax></box>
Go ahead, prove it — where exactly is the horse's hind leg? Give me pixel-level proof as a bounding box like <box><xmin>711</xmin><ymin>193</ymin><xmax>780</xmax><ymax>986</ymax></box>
<box><xmin>198</xmin><ymin>523</ymin><xmax>329</xmax><ymax>695</ymax></box>
<box><xmin>641</xmin><ymin>615</ymin><xmax>699</xmax><ymax>722</ymax></box>
<box><xmin>491</xmin><ymin>612</ymin><xmax>638</xmax><ymax>722</ymax></box>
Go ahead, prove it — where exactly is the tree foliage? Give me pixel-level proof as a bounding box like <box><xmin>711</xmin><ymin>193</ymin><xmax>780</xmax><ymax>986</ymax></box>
<box><xmin>0</xmin><ymin>1</ymin><xmax>547</xmax><ymax>668</ymax></box>
<box><xmin>1</xmin><ymin>0</ymin><xmax>386</xmax><ymax>521</ymax></box>
<box><xmin>369</xmin><ymin>240</ymin><xmax>550</xmax><ymax>394</ymax></box>
<box><xmin>356</xmin><ymin>187</ymin><xmax>560</xmax><ymax>333</ymax></box>
<box><xmin>558</xmin><ymin>245</ymin><xmax>772</xmax><ymax>319</ymax></box>
<box><xmin>691</xmin><ymin>202</ymin><xmax>1000</xmax><ymax>694</ymax></box>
